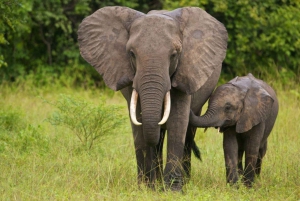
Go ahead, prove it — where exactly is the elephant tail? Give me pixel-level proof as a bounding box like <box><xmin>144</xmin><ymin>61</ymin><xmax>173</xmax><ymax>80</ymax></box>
<box><xmin>192</xmin><ymin>140</ymin><xmax>202</xmax><ymax>161</ymax></box>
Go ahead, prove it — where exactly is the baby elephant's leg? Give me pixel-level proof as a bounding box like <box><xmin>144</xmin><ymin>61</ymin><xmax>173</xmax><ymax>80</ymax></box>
<box><xmin>223</xmin><ymin>129</ymin><xmax>239</xmax><ymax>184</ymax></box>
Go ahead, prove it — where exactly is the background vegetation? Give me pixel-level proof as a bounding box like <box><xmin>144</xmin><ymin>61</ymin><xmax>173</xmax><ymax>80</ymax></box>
<box><xmin>1</xmin><ymin>0</ymin><xmax>299</xmax><ymax>85</ymax></box>
<box><xmin>0</xmin><ymin>0</ymin><xmax>299</xmax><ymax>200</ymax></box>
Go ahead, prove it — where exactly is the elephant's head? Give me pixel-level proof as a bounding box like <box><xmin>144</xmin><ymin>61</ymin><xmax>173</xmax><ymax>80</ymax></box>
<box><xmin>189</xmin><ymin>74</ymin><xmax>274</xmax><ymax>133</ymax></box>
<box><xmin>78</xmin><ymin>7</ymin><xmax>227</xmax><ymax>146</ymax></box>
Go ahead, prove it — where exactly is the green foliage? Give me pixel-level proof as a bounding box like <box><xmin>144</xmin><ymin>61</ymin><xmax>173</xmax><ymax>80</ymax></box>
<box><xmin>0</xmin><ymin>106</ymin><xmax>26</xmax><ymax>132</ymax></box>
<box><xmin>13</xmin><ymin>64</ymin><xmax>103</xmax><ymax>90</ymax></box>
<box><xmin>0</xmin><ymin>106</ymin><xmax>49</xmax><ymax>154</ymax></box>
<box><xmin>164</xmin><ymin>0</ymin><xmax>300</xmax><ymax>80</ymax></box>
<box><xmin>46</xmin><ymin>94</ymin><xmax>125</xmax><ymax>150</ymax></box>
<box><xmin>1</xmin><ymin>0</ymin><xmax>299</xmax><ymax>85</ymax></box>
<box><xmin>0</xmin><ymin>0</ymin><xmax>22</xmax><ymax>68</ymax></box>
<box><xmin>0</xmin><ymin>0</ymin><xmax>161</xmax><ymax>84</ymax></box>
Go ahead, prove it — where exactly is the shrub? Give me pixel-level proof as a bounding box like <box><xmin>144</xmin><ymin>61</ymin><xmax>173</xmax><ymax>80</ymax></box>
<box><xmin>0</xmin><ymin>106</ymin><xmax>26</xmax><ymax>132</ymax></box>
<box><xmin>0</xmin><ymin>106</ymin><xmax>49</xmax><ymax>154</ymax></box>
<box><xmin>46</xmin><ymin>94</ymin><xmax>125</xmax><ymax>150</ymax></box>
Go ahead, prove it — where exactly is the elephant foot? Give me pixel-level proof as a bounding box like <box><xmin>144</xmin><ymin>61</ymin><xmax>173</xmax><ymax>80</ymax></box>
<box><xmin>243</xmin><ymin>178</ymin><xmax>254</xmax><ymax>188</ymax></box>
<box><xmin>225</xmin><ymin>170</ymin><xmax>239</xmax><ymax>185</ymax></box>
<box><xmin>164</xmin><ymin>174</ymin><xmax>184</xmax><ymax>192</ymax></box>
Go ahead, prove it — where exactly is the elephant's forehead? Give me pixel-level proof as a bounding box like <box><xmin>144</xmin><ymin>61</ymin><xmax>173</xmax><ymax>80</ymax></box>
<box><xmin>214</xmin><ymin>85</ymin><xmax>242</xmax><ymax>103</ymax></box>
<box><xmin>128</xmin><ymin>16</ymin><xmax>181</xmax><ymax>54</ymax></box>
<box><xmin>130</xmin><ymin>16</ymin><xmax>179</xmax><ymax>39</ymax></box>
<box><xmin>133</xmin><ymin>14</ymin><xmax>177</xmax><ymax>27</ymax></box>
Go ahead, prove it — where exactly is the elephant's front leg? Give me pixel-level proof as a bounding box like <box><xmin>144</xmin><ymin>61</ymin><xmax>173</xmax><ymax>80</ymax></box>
<box><xmin>131</xmin><ymin>123</ymin><xmax>153</xmax><ymax>186</ymax></box>
<box><xmin>164</xmin><ymin>89</ymin><xmax>191</xmax><ymax>191</ymax></box>
<box><xmin>132</xmin><ymin>121</ymin><xmax>165</xmax><ymax>189</ymax></box>
<box><xmin>154</xmin><ymin>129</ymin><xmax>166</xmax><ymax>183</ymax></box>
<box><xmin>223</xmin><ymin>128</ymin><xmax>239</xmax><ymax>185</ymax></box>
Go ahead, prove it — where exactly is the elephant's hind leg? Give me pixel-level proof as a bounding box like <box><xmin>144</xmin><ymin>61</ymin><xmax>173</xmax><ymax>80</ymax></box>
<box><xmin>183</xmin><ymin>125</ymin><xmax>199</xmax><ymax>179</ymax></box>
<box><xmin>243</xmin><ymin>124</ymin><xmax>264</xmax><ymax>187</ymax></box>
<box><xmin>255</xmin><ymin>141</ymin><xmax>267</xmax><ymax>176</ymax></box>
<box><xmin>237</xmin><ymin>136</ymin><xmax>244</xmax><ymax>175</ymax></box>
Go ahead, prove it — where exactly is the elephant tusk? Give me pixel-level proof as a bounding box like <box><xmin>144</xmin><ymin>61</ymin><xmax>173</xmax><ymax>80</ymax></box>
<box><xmin>130</xmin><ymin>89</ymin><xmax>142</xmax><ymax>126</ymax></box>
<box><xmin>217</xmin><ymin>127</ymin><xmax>220</xmax><ymax>134</ymax></box>
<box><xmin>158</xmin><ymin>91</ymin><xmax>171</xmax><ymax>125</ymax></box>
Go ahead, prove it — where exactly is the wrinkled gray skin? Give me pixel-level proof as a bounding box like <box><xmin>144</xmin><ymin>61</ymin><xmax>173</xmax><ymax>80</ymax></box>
<box><xmin>189</xmin><ymin>73</ymin><xmax>279</xmax><ymax>187</ymax></box>
<box><xmin>78</xmin><ymin>6</ymin><xmax>227</xmax><ymax>191</ymax></box>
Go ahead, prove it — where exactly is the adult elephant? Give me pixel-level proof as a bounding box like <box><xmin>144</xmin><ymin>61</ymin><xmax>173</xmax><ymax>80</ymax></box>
<box><xmin>78</xmin><ymin>6</ymin><xmax>228</xmax><ymax>191</ymax></box>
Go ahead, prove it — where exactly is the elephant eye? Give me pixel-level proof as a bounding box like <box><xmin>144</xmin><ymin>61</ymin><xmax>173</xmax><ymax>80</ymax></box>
<box><xmin>130</xmin><ymin>50</ymin><xmax>136</xmax><ymax>59</ymax></box>
<box><xmin>129</xmin><ymin>50</ymin><xmax>136</xmax><ymax>72</ymax></box>
<box><xmin>170</xmin><ymin>52</ymin><xmax>177</xmax><ymax>60</ymax></box>
<box><xmin>225</xmin><ymin>103</ymin><xmax>231</xmax><ymax>111</ymax></box>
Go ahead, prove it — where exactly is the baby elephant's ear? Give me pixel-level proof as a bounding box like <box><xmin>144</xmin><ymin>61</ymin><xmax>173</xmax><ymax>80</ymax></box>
<box><xmin>236</xmin><ymin>82</ymin><xmax>274</xmax><ymax>133</ymax></box>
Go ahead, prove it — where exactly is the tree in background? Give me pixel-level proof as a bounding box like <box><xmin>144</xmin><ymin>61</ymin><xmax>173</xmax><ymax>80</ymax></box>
<box><xmin>164</xmin><ymin>0</ymin><xmax>300</xmax><ymax>81</ymax></box>
<box><xmin>0</xmin><ymin>0</ymin><xmax>299</xmax><ymax>84</ymax></box>
<box><xmin>0</xmin><ymin>0</ymin><xmax>163</xmax><ymax>84</ymax></box>
<box><xmin>0</xmin><ymin>0</ymin><xmax>22</xmax><ymax>68</ymax></box>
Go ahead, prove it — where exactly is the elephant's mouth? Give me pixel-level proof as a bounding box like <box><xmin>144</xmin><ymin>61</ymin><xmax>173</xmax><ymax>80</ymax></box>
<box><xmin>215</xmin><ymin>126</ymin><xmax>228</xmax><ymax>133</ymax></box>
<box><xmin>215</xmin><ymin>124</ymin><xmax>235</xmax><ymax>133</ymax></box>
<box><xmin>215</xmin><ymin>120</ymin><xmax>233</xmax><ymax>133</ymax></box>
<box><xmin>215</xmin><ymin>126</ymin><xmax>224</xmax><ymax>133</ymax></box>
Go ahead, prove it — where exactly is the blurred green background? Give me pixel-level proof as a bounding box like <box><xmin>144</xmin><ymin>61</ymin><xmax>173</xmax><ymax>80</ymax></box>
<box><xmin>1</xmin><ymin>0</ymin><xmax>299</xmax><ymax>87</ymax></box>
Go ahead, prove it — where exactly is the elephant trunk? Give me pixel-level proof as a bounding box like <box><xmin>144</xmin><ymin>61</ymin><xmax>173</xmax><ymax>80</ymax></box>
<box><xmin>190</xmin><ymin>105</ymin><xmax>219</xmax><ymax>128</ymax></box>
<box><xmin>129</xmin><ymin>57</ymin><xmax>171</xmax><ymax>146</ymax></box>
<box><xmin>139</xmin><ymin>81</ymin><xmax>167</xmax><ymax>146</ymax></box>
<box><xmin>130</xmin><ymin>68</ymin><xmax>170</xmax><ymax>146</ymax></box>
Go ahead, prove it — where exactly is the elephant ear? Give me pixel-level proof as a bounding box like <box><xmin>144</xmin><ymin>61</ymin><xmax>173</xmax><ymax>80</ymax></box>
<box><xmin>164</xmin><ymin>7</ymin><xmax>228</xmax><ymax>94</ymax></box>
<box><xmin>236</xmin><ymin>81</ymin><xmax>274</xmax><ymax>133</ymax></box>
<box><xmin>78</xmin><ymin>7</ymin><xmax>144</xmax><ymax>91</ymax></box>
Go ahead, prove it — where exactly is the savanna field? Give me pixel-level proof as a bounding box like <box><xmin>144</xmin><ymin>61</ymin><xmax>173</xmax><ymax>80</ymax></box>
<box><xmin>0</xmin><ymin>78</ymin><xmax>299</xmax><ymax>200</ymax></box>
<box><xmin>1</xmin><ymin>0</ymin><xmax>300</xmax><ymax>200</ymax></box>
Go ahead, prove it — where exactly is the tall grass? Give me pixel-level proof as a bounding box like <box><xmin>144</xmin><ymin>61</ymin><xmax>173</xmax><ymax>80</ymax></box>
<box><xmin>0</xmin><ymin>79</ymin><xmax>299</xmax><ymax>200</ymax></box>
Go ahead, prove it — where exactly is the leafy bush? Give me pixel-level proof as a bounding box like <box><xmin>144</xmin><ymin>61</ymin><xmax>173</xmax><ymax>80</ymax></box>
<box><xmin>0</xmin><ymin>106</ymin><xmax>26</xmax><ymax>132</ymax></box>
<box><xmin>1</xmin><ymin>0</ymin><xmax>299</xmax><ymax>85</ymax></box>
<box><xmin>0</xmin><ymin>0</ymin><xmax>161</xmax><ymax>84</ymax></box>
<box><xmin>46</xmin><ymin>94</ymin><xmax>125</xmax><ymax>150</ymax></box>
<box><xmin>0</xmin><ymin>106</ymin><xmax>49</xmax><ymax>154</ymax></box>
<box><xmin>0</xmin><ymin>0</ymin><xmax>22</xmax><ymax>68</ymax></box>
<box><xmin>164</xmin><ymin>0</ymin><xmax>300</xmax><ymax>80</ymax></box>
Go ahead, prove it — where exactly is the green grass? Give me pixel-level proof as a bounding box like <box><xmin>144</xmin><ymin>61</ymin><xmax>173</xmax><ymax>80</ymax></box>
<box><xmin>0</xmin><ymin>81</ymin><xmax>299</xmax><ymax>200</ymax></box>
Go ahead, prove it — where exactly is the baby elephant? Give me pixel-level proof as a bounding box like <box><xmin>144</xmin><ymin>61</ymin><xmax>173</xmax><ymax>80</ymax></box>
<box><xmin>189</xmin><ymin>73</ymin><xmax>278</xmax><ymax>186</ymax></box>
